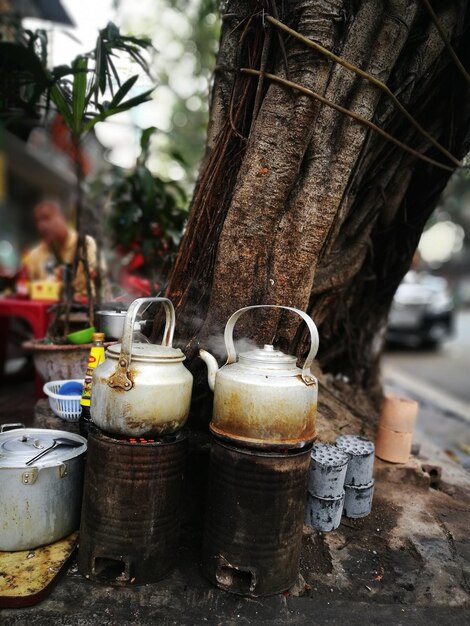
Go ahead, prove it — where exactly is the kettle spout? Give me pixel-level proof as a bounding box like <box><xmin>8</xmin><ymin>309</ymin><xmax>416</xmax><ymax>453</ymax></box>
<box><xmin>199</xmin><ymin>349</ymin><xmax>219</xmax><ymax>391</ymax></box>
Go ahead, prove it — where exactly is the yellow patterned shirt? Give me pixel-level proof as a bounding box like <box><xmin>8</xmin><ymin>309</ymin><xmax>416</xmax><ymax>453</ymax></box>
<box><xmin>24</xmin><ymin>229</ymin><xmax>97</xmax><ymax>297</ymax></box>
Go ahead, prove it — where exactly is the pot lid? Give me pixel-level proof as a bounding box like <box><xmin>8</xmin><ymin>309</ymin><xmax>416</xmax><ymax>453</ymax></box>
<box><xmin>238</xmin><ymin>344</ymin><xmax>298</xmax><ymax>370</ymax></box>
<box><xmin>0</xmin><ymin>428</ymin><xmax>87</xmax><ymax>468</ymax></box>
<box><xmin>107</xmin><ymin>342</ymin><xmax>185</xmax><ymax>362</ymax></box>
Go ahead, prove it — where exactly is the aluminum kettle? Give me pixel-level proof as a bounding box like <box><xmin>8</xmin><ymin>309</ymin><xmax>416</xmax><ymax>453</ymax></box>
<box><xmin>91</xmin><ymin>297</ymin><xmax>193</xmax><ymax>438</ymax></box>
<box><xmin>199</xmin><ymin>305</ymin><xmax>319</xmax><ymax>449</ymax></box>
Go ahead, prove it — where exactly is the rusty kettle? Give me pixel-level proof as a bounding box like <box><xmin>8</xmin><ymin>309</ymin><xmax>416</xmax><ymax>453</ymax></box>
<box><xmin>199</xmin><ymin>305</ymin><xmax>319</xmax><ymax>449</ymax></box>
<box><xmin>91</xmin><ymin>297</ymin><xmax>193</xmax><ymax>438</ymax></box>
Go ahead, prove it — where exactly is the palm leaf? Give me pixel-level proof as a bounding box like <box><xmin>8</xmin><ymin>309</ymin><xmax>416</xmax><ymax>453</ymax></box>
<box><xmin>109</xmin><ymin>75</ymin><xmax>138</xmax><ymax>108</ymax></box>
<box><xmin>83</xmin><ymin>88</ymin><xmax>154</xmax><ymax>131</ymax></box>
<box><xmin>71</xmin><ymin>56</ymin><xmax>88</xmax><ymax>134</ymax></box>
<box><xmin>50</xmin><ymin>84</ymin><xmax>74</xmax><ymax>129</ymax></box>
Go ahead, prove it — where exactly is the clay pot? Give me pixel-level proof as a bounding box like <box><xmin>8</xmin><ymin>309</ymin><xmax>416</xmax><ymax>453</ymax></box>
<box><xmin>23</xmin><ymin>339</ymin><xmax>114</xmax><ymax>382</ymax></box>
<box><xmin>379</xmin><ymin>395</ymin><xmax>417</xmax><ymax>433</ymax></box>
<box><xmin>375</xmin><ymin>395</ymin><xmax>418</xmax><ymax>464</ymax></box>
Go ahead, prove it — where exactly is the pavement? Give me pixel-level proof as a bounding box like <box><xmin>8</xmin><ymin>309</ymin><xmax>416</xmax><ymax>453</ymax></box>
<box><xmin>382</xmin><ymin>363</ymin><xmax>470</xmax><ymax>471</ymax></box>
<box><xmin>1</xmin><ymin>394</ymin><xmax>470</xmax><ymax>624</ymax></box>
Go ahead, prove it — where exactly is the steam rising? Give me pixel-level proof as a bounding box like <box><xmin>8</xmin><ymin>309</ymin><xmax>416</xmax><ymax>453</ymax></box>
<box><xmin>202</xmin><ymin>333</ymin><xmax>260</xmax><ymax>361</ymax></box>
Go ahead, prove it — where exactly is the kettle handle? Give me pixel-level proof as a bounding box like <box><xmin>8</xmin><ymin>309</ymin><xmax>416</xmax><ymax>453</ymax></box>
<box><xmin>108</xmin><ymin>297</ymin><xmax>175</xmax><ymax>390</ymax></box>
<box><xmin>224</xmin><ymin>305</ymin><xmax>319</xmax><ymax>385</ymax></box>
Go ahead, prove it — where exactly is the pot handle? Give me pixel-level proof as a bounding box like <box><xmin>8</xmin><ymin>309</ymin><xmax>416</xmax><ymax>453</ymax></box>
<box><xmin>1</xmin><ymin>423</ymin><xmax>25</xmax><ymax>432</ymax></box>
<box><xmin>224</xmin><ymin>305</ymin><xmax>319</xmax><ymax>385</ymax></box>
<box><xmin>107</xmin><ymin>297</ymin><xmax>175</xmax><ymax>390</ymax></box>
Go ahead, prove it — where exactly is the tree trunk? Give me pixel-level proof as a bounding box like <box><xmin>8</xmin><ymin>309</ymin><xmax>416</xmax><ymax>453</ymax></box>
<box><xmin>161</xmin><ymin>0</ymin><xmax>470</xmax><ymax>426</ymax></box>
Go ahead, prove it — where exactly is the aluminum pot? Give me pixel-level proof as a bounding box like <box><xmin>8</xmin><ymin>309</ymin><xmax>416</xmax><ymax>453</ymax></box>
<box><xmin>96</xmin><ymin>310</ymin><xmax>127</xmax><ymax>340</ymax></box>
<box><xmin>97</xmin><ymin>309</ymin><xmax>149</xmax><ymax>342</ymax></box>
<box><xmin>199</xmin><ymin>305</ymin><xmax>319</xmax><ymax>449</ymax></box>
<box><xmin>91</xmin><ymin>297</ymin><xmax>193</xmax><ymax>438</ymax></box>
<box><xmin>0</xmin><ymin>424</ymin><xmax>87</xmax><ymax>551</ymax></box>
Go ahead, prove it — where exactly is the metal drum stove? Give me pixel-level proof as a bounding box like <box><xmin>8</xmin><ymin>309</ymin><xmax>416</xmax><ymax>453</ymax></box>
<box><xmin>200</xmin><ymin>305</ymin><xmax>319</xmax><ymax>596</ymax></box>
<box><xmin>77</xmin><ymin>297</ymin><xmax>191</xmax><ymax>585</ymax></box>
<box><xmin>202</xmin><ymin>438</ymin><xmax>311</xmax><ymax>596</ymax></box>
<box><xmin>77</xmin><ymin>428</ymin><xmax>188</xmax><ymax>585</ymax></box>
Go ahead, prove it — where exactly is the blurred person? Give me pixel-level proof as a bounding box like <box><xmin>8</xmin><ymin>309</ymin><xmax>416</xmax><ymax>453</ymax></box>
<box><xmin>24</xmin><ymin>199</ymin><xmax>99</xmax><ymax>298</ymax></box>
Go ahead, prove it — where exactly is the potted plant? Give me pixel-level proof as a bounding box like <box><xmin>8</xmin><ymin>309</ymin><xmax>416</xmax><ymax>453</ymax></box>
<box><xmin>19</xmin><ymin>23</ymin><xmax>157</xmax><ymax>380</ymax></box>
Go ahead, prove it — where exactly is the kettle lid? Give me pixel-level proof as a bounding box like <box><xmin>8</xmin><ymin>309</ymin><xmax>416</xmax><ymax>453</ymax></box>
<box><xmin>238</xmin><ymin>344</ymin><xmax>297</xmax><ymax>370</ymax></box>
<box><xmin>107</xmin><ymin>342</ymin><xmax>185</xmax><ymax>362</ymax></box>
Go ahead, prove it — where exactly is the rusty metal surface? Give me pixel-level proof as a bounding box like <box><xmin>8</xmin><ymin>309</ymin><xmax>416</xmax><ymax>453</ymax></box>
<box><xmin>202</xmin><ymin>438</ymin><xmax>311</xmax><ymax>597</ymax></box>
<box><xmin>91</xmin><ymin>359</ymin><xmax>193</xmax><ymax>438</ymax></box>
<box><xmin>0</xmin><ymin>532</ymin><xmax>78</xmax><ymax>608</ymax></box>
<box><xmin>209</xmin><ymin>423</ymin><xmax>316</xmax><ymax>450</ymax></box>
<box><xmin>210</xmin><ymin>373</ymin><xmax>317</xmax><ymax>448</ymax></box>
<box><xmin>77</xmin><ymin>429</ymin><xmax>188</xmax><ymax>585</ymax></box>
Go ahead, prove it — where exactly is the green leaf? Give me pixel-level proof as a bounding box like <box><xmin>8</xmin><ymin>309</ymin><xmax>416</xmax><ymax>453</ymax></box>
<box><xmin>97</xmin><ymin>39</ymin><xmax>107</xmax><ymax>97</ymax></box>
<box><xmin>109</xmin><ymin>75</ymin><xmax>139</xmax><ymax>108</ymax></box>
<box><xmin>115</xmin><ymin>88</ymin><xmax>155</xmax><ymax>111</ymax></box>
<box><xmin>83</xmin><ymin>88</ymin><xmax>154</xmax><ymax>132</ymax></box>
<box><xmin>120</xmin><ymin>34</ymin><xmax>153</xmax><ymax>49</ymax></box>
<box><xmin>126</xmin><ymin>49</ymin><xmax>151</xmax><ymax>74</ymax></box>
<box><xmin>139</xmin><ymin>126</ymin><xmax>157</xmax><ymax>160</ymax></box>
<box><xmin>106</xmin><ymin>55</ymin><xmax>121</xmax><ymax>90</ymax></box>
<box><xmin>50</xmin><ymin>84</ymin><xmax>74</xmax><ymax>129</ymax></box>
<box><xmin>169</xmin><ymin>149</ymin><xmax>187</xmax><ymax>166</ymax></box>
<box><xmin>167</xmin><ymin>181</ymin><xmax>188</xmax><ymax>205</ymax></box>
<box><xmin>103</xmin><ymin>22</ymin><xmax>120</xmax><ymax>42</ymax></box>
<box><xmin>136</xmin><ymin>166</ymin><xmax>157</xmax><ymax>203</ymax></box>
<box><xmin>142</xmin><ymin>239</ymin><xmax>156</xmax><ymax>261</ymax></box>
<box><xmin>51</xmin><ymin>64</ymin><xmax>73</xmax><ymax>79</ymax></box>
<box><xmin>71</xmin><ymin>56</ymin><xmax>88</xmax><ymax>134</ymax></box>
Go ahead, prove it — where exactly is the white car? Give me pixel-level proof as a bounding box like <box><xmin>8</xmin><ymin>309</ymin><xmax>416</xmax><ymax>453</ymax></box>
<box><xmin>387</xmin><ymin>271</ymin><xmax>454</xmax><ymax>347</ymax></box>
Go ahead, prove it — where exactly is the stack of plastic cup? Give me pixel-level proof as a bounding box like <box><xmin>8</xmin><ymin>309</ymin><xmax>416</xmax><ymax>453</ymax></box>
<box><xmin>335</xmin><ymin>435</ymin><xmax>375</xmax><ymax>519</ymax></box>
<box><xmin>304</xmin><ymin>443</ymin><xmax>349</xmax><ymax>532</ymax></box>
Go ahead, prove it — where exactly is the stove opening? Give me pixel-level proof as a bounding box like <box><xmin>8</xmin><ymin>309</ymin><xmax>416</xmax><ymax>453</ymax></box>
<box><xmin>215</xmin><ymin>562</ymin><xmax>256</xmax><ymax>594</ymax></box>
<box><xmin>93</xmin><ymin>557</ymin><xmax>128</xmax><ymax>582</ymax></box>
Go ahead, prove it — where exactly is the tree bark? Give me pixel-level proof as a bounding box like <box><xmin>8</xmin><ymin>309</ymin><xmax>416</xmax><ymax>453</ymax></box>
<box><xmin>161</xmin><ymin>0</ymin><xmax>470</xmax><ymax>426</ymax></box>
